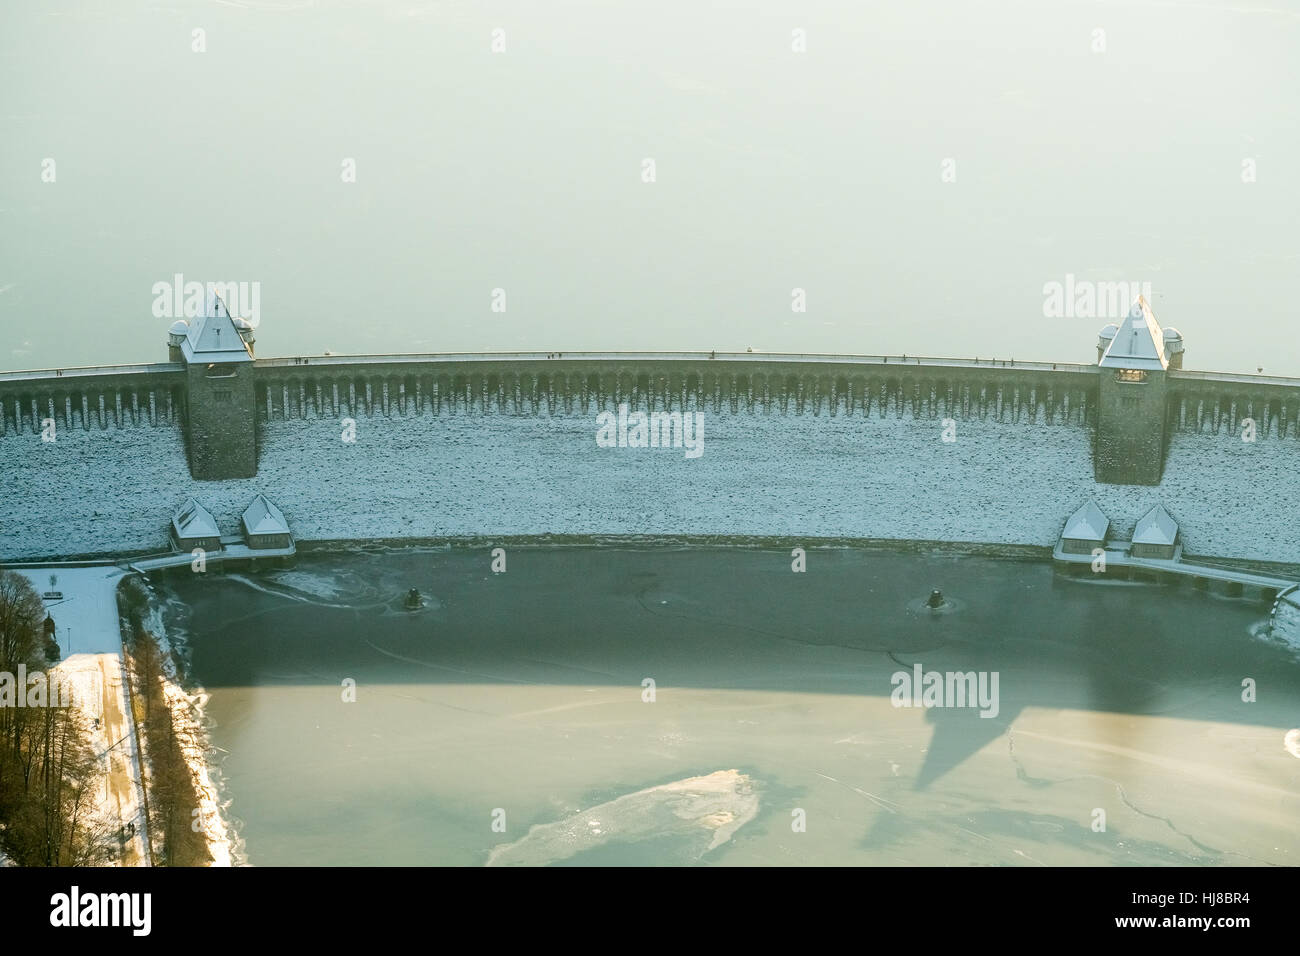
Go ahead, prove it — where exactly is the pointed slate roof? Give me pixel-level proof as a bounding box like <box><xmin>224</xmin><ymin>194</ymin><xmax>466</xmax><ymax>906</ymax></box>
<box><xmin>1099</xmin><ymin>297</ymin><xmax>1167</xmax><ymax>370</ymax></box>
<box><xmin>1133</xmin><ymin>503</ymin><xmax>1178</xmax><ymax>546</ymax></box>
<box><xmin>172</xmin><ymin>498</ymin><xmax>220</xmax><ymax>539</ymax></box>
<box><xmin>180</xmin><ymin>291</ymin><xmax>253</xmax><ymax>364</ymax></box>
<box><xmin>242</xmin><ymin>494</ymin><xmax>290</xmax><ymax>536</ymax></box>
<box><xmin>1062</xmin><ymin>500</ymin><xmax>1109</xmax><ymax>541</ymax></box>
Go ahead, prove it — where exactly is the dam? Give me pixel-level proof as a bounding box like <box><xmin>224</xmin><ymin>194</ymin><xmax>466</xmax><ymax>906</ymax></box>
<box><xmin>2</xmin><ymin>297</ymin><xmax>1300</xmax><ymax>566</ymax></box>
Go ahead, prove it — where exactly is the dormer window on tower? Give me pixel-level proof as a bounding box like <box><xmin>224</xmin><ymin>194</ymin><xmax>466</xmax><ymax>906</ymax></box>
<box><xmin>1116</xmin><ymin>369</ymin><xmax>1148</xmax><ymax>383</ymax></box>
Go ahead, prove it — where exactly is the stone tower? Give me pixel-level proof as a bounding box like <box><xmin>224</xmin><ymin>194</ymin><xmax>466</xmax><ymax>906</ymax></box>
<box><xmin>1093</xmin><ymin>297</ymin><xmax>1176</xmax><ymax>485</ymax></box>
<box><xmin>170</xmin><ymin>292</ymin><xmax>257</xmax><ymax>479</ymax></box>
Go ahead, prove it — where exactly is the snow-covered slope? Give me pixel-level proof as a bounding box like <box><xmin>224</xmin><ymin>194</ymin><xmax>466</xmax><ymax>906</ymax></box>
<box><xmin>1</xmin><ymin>405</ymin><xmax>1297</xmax><ymax>563</ymax></box>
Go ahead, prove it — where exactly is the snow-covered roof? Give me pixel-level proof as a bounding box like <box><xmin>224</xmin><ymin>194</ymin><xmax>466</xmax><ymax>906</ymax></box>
<box><xmin>242</xmin><ymin>494</ymin><xmax>290</xmax><ymax>536</ymax></box>
<box><xmin>180</xmin><ymin>292</ymin><xmax>253</xmax><ymax>364</ymax></box>
<box><xmin>1062</xmin><ymin>500</ymin><xmax>1109</xmax><ymax>541</ymax></box>
<box><xmin>1133</xmin><ymin>503</ymin><xmax>1178</xmax><ymax>545</ymax></box>
<box><xmin>1099</xmin><ymin>298</ymin><xmax>1168</xmax><ymax>371</ymax></box>
<box><xmin>172</xmin><ymin>498</ymin><xmax>220</xmax><ymax>539</ymax></box>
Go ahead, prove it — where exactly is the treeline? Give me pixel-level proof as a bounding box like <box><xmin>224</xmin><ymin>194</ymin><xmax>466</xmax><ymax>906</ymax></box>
<box><xmin>119</xmin><ymin>579</ymin><xmax>213</xmax><ymax>866</ymax></box>
<box><xmin>0</xmin><ymin>570</ymin><xmax>115</xmax><ymax>865</ymax></box>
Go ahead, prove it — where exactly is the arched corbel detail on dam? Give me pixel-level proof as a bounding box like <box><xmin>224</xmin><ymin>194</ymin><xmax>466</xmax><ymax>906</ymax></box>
<box><xmin>841</xmin><ymin>376</ymin><xmax>856</xmax><ymax>415</ymax></box>
<box><xmin>733</xmin><ymin>374</ymin><xmax>751</xmax><ymax>414</ymax></box>
<box><xmin>449</xmin><ymin>372</ymin><xmax>465</xmax><ymax>414</ymax></box>
<box><xmin>460</xmin><ymin>371</ymin><xmax>475</xmax><ymax>413</ymax></box>
<box><xmin>855</xmin><ymin>379</ymin><xmax>870</xmax><ymax>418</ymax></box>
<box><xmin>829</xmin><ymin>375</ymin><xmax>846</xmax><ymax>417</ymax></box>
<box><xmin>749</xmin><ymin>373</ymin><xmax>764</xmax><ymax>413</ymax></box>
<box><xmin>345</xmin><ymin>377</ymin><xmax>361</xmax><ymax>418</ymax></box>
<box><xmin>678</xmin><ymin>372</ymin><xmax>695</xmax><ymax>412</ymax></box>
<box><xmin>785</xmin><ymin>373</ymin><xmax>799</xmax><ymax>414</ymax></box>
<box><xmin>631</xmin><ymin>372</ymin><xmax>648</xmax><ymax>412</ymax></box>
<box><xmin>1164</xmin><ymin>381</ymin><xmax>1300</xmax><ymax>441</ymax></box>
<box><xmin>595</xmin><ymin>371</ymin><xmax>613</xmax><ymax>410</ymax></box>
<box><xmin>39</xmin><ymin>354</ymin><xmax>1300</xmax><ymax>483</ymax></box>
<box><xmin>1216</xmin><ymin>392</ymin><xmax>1237</xmax><ymax>434</ymax></box>
<box><xmin>577</xmin><ymin>372</ymin><xmax>594</xmax><ymax>413</ymax></box>
<box><xmin>696</xmin><ymin>370</ymin><xmax>715</xmax><ymax>413</ymax></box>
<box><xmin>1263</xmin><ymin>396</ymin><xmax>1281</xmax><ymax>438</ymax></box>
<box><xmin>542</xmin><ymin>373</ymin><xmax>559</xmax><ymax>414</ymax></box>
<box><xmin>389</xmin><ymin>375</ymin><xmax>405</xmax><ymax>416</ymax></box>
<box><xmin>655</xmin><ymin>371</ymin><xmax>672</xmax><ymax>413</ymax></box>
<box><xmin>482</xmin><ymin>372</ymin><xmax>500</xmax><ymax>414</ymax></box>
<box><xmin>0</xmin><ymin>381</ymin><xmax>185</xmax><ymax>435</ymax></box>
<box><xmin>903</xmin><ymin>379</ymin><xmax>919</xmax><ymax>419</ymax></box>
<box><xmin>389</xmin><ymin>376</ymin><xmax>404</xmax><ymax>416</ymax></box>
<box><xmin>803</xmin><ymin>375</ymin><xmax>820</xmax><ymax>416</ymax></box>
<box><xmin>894</xmin><ymin>377</ymin><xmax>909</xmax><ymax>417</ymax></box>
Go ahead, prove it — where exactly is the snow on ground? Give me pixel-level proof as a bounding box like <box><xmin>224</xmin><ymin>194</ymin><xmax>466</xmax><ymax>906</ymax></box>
<box><xmin>1</xmin><ymin>406</ymin><xmax>1299</xmax><ymax>563</ymax></box>
<box><xmin>9</xmin><ymin>568</ymin><xmax>147</xmax><ymax>865</ymax></box>
<box><xmin>5</xmin><ymin>568</ymin><xmax>228</xmax><ymax>865</ymax></box>
<box><xmin>15</xmin><ymin>567</ymin><xmax>125</xmax><ymax>654</ymax></box>
<box><xmin>52</xmin><ymin>652</ymin><xmax>148</xmax><ymax>865</ymax></box>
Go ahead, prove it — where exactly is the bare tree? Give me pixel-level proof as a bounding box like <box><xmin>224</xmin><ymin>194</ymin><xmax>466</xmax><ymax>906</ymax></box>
<box><xmin>0</xmin><ymin>571</ymin><xmax>115</xmax><ymax>866</ymax></box>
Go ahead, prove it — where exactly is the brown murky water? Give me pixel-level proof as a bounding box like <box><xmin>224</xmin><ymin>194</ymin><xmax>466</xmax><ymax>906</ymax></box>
<box><xmin>165</xmin><ymin>547</ymin><xmax>1300</xmax><ymax>866</ymax></box>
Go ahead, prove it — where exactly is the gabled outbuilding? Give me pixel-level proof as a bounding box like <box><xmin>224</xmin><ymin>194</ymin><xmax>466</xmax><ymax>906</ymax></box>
<box><xmin>171</xmin><ymin>498</ymin><xmax>222</xmax><ymax>552</ymax></box>
<box><xmin>1060</xmin><ymin>500</ymin><xmax>1110</xmax><ymax>554</ymax></box>
<box><xmin>1131</xmin><ymin>503</ymin><xmax>1179</xmax><ymax>559</ymax></box>
<box><xmin>241</xmin><ymin>494</ymin><xmax>292</xmax><ymax>550</ymax></box>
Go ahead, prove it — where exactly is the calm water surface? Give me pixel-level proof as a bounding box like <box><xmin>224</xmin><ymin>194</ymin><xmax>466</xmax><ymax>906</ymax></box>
<box><xmin>164</xmin><ymin>547</ymin><xmax>1300</xmax><ymax>866</ymax></box>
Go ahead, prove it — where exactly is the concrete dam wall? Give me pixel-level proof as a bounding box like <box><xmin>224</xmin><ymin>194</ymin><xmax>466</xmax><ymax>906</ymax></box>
<box><xmin>2</xmin><ymin>353</ymin><xmax>1299</xmax><ymax>565</ymax></box>
<box><xmin>2</xmin><ymin>355</ymin><xmax>1101</xmax><ymax>432</ymax></box>
<box><xmin>5</xmin><ymin>355</ymin><xmax>1300</xmax><ymax>441</ymax></box>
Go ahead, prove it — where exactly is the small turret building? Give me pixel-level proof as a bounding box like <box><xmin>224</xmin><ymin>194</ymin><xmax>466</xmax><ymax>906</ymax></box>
<box><xmin>173</xmin><ymin>291</ymin><xmax>258</xmax><ymax>480</ymax></box>
<box><xmin>1094</xmin><ymin>298</ymin><xmax>1183</xmax><ymax>486</ymax></box>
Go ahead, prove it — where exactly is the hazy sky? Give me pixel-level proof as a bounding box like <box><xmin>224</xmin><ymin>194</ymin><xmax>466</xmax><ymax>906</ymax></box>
<box><xmin>1</xmin><ymin>0</ymin><xmax>1297</xmax><ymax>374</ymax></box>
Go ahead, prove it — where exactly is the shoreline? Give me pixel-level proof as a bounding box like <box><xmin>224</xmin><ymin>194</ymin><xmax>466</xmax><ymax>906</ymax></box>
<box><xmin>117</xmin><ymin>581</ymin><xmax>237</xmax><ymax>867</ymax></box>
<box><xmin>141</xmin><ymin>592</ymin><xmax>238</xmax><ymax>867</ymax></box>
<box><xmin>8</xmin><ymin>533</ymin><xmax>1299</xmax><ymax>587</ymax></box>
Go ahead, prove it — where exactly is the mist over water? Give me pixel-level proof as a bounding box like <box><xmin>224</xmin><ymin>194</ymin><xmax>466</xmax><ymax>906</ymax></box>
<box><xmin>165</xmin><ymin>548</ymin><xmax>1300</xmax><ymax>866</ymax></box>
<box><xmin>2</xmin><ymin>1</ymin><xmax>1298</xmax><ymax>373</ymax></box>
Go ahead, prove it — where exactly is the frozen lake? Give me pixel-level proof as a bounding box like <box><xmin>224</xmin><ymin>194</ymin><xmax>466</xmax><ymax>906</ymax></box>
<box><xmin>165</xmin><ymin>546</ymin><xmax>1300</xmax><ymax>866</ymax></box>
